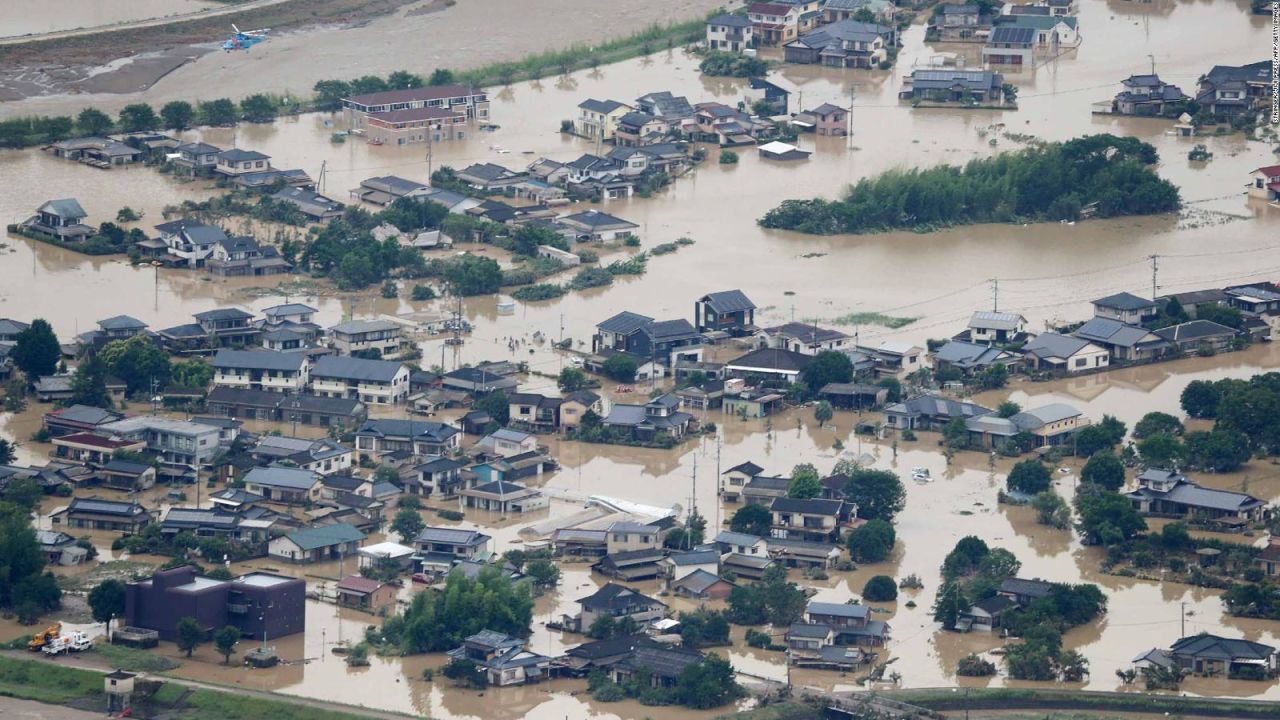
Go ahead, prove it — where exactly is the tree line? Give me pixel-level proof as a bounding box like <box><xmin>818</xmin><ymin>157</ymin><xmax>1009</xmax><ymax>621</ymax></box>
<box><xmin>759</xmin><ymin>134</ymin><xmax>1181</xmax><ymax>234</ymax></box>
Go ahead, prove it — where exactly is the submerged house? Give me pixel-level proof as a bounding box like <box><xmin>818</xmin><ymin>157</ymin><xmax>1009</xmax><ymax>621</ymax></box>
<box><xmin>23</xmin><ymin>198</ymin><xmax>93</xmax><ymax>242</ymax></box>
<box><xmin>601</xmin><ymin>394</ymin><xmax>695</xmax><ymax>442</ymax></box>
<box><xmin>1125</xmin><ymin>470</ymin><xmax>1264</xmax><ymax>523</ymax></box>
<box><xmin>1112</xmin><ymin>74</ymin><xmax>1189</xmax><ymax>117</ymax></box>
<box><xmin>447</xmin><ymin>631</ymin><xmax>551</xmax><ymax>686</ymax></box>
<box><xmin>783</xmin><ymin>20</ymin><xmax>894</xmax><ymax>68</ymax></box>
<box><xmin>899</xmin><ymin>69</ymin><xmax>1005</xmax><ymax>104</ymax></box>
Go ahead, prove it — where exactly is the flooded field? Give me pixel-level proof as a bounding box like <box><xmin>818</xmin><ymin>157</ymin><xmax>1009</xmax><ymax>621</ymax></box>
<box><xmin>0</xmin><ymin>0</ymin><xmax>221</xmax><ymax>39</ymax></box>
<box><xmin>2</xmin><ymin>0</ymin><xmax>1280</xmax><ymax>715</ymax></box>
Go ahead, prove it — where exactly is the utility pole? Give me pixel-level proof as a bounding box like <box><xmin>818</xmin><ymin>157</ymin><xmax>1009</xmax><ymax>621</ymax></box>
<box><xmin>714</xmin><ymin>432</ymin><xmax>722</xmax><ymax>533</ymax></box>
<box><xmin>317</xmin><ymin>160</ymin><xmax>327</xmax><ymax>194</ymax></box>
<box><xmin>1149</xmin><ymin>254</ymin><xmax>1159</xmax><ymax>300</ymax></box>
<box><xmin>1147</xmin><ymin>54</ymin><xmax>1156</xmax><ymax>76</ymax></box>
<box><xmin>1181</xmin><ymin>601</ymin><xmax>1186</xmax><ymax>637</ymax></box>
<box><xmin>991</xmin><ymin>278</ymin><xmax>999</xmax><ymax>312</ymax></box>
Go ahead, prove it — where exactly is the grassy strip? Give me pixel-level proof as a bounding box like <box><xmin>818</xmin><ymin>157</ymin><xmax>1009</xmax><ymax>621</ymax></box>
<box><xmin>454</xmin><ymin>19</ymin><xmax>706</xmax><ymax>88</ymax></box>
<box><xmin>885</xmin><ymin>687</ymin><xmax>1280</xmax><ymax>718</ymax></box>
<box><xmin>91</xmin><ymin>642</ymin><xmax>182</xmax><ymax>672</ymax></box>
<box><xmin>826</xmin><ymin>312</ymin><xmax>918</xmax><ymax>329</ymax></box>
<box><xmin>179</xmin><ymin>688</ymin><xmax>375</xmax><ymax>720</ymax></box>
<box><xmin>0</xmin><ymin>655</ymin><xmax>103</xmax><ymax>704</ymax></box>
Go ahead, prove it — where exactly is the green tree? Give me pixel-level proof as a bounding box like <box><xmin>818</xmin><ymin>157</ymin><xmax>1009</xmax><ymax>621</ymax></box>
<box><xmin>160</xmin><ymin>101</ymin><xmax>195</xmax><ymax>131</ymax></box>
<box><xmin>524</xmin><ymin>559</ymin><xmax>560</xmax><ymax>588</ymax></box>
<box><xmin>1133</xmin><ymin>411</ymin><xmax>1184</xmax><ymax>439</ymax></box>
<box><xmin>100</xmin><ymin>336</ymin><xmax>171</xmax><ymax>395</ymax></box>
<box><xmin>1181</xmin><ymin>380</ymin><xmax>1222</xmax><ymax>418</ymax></box>
<box><xmin>729</xmin><ymin>503</ymin><xmax>771</xmax><ymax>537</ymax></box>
<box><xmin>390</xmin><ymin>508</ymin><xmax>425</xmax><ymax>542</ymax></box>
<box><xmin>1073</xmin><ymin>424</ymin><xmax>1117</xmax><ymax>457</ymax></box>
<box><xmin>942</xmin><ymin>536</ymin><xmax>990</xmax><ymax>580</ymax></box>
<box><xmin>171</xmin><ymin>357</ymin><xmax>214</xmax><ymax>388</ymax></box>
<box><xmin>933</xmin><ymin>581</ymin><xmax>968</xmax><ymax>630</ymax></box>
<box><xmin>942</xmin><ymin>417</ymin><xmax>969</xmax><ymax>449</ymax></box>
<box><xmin>175</xmin><ymin>616</ymin><xmax>204</xmax><ymax>657</ymax></box>
<box><xmin>239</xmin><ymin>94</ymin><xmax>277</xmax><ymax>123</ymax></box>
<box><xmin>1183</xmin><ymin>429</ymin><xmax>1251</xmax><ymax>472</ymax></box>
<box><xmin>601</xmin><ymin>354</ymin><xmax>638</xmax><ymax>383</ymax></box>
<box><xmin>385</xmin><ymin>566</ymin><xmax>534</xmax><ymax>654</ymax></box>
<box><xmin>997</xmin><ymin>401</ymin><xmax>1021</xmax><ymax>418</ymax></box>
<box><xmin>1074</xmin><ymin>491</ymin><xmax>1146</xmax><ymax>545</ymax></box>
<box><xmin>511</xmin><ymin>224</ymin><xmax>567</xmax><ymax>256</ymax></box>
<box><xmin>1031</xmin><ymin>490</ymin><xmax>1070</xmax><ymax>529</ymax></box>
<box><xmin>976</xmin><ymin>363</ymin><xmax>1009</xmax><ymax>390</ymax></box>
<box><xmin>0</xmin><ymin>503</ymin><xmax>57</xmax><ymax>613</ymax></box>
<box><xmin>1196</xmin><ymin>304</ymin><xmax>1244</xmax><ymax>329</ymax></box>
<box><xmin>1080</xmin><ymin>452</ymin><xmax>1125</xmax><ymax>491</ymax></box>
<box><xmin>4</xmin><ymin>376</ymin><xmax>26</xmax><ymax>413</ymax></box>
<box><xmin>843</xmin><ymin>468</ymin><xmax>905</xmax><ymax>522</ymax></box>
<box><xmin>442</xmin><ymin>255</ymin><xmax>503</xmax><ymax>296</ymax></box>
<box><xmin>588</xmin><ymin>613</ymin><xmax>617</xmax><ymax>639</ymax></box>
<box><xmin>473</xmin><ymin>390</ymin><xmax>510</xmax><ymax>426</ymax></box>
<box><xmin>198</xmin><ymin>98</ymin><xmax>238</xmax><ymax>126</ymax></box>
<box><xmin>846</xmin><ymin>518</ymin><xmax>895</xmax><ymax>563</ymax></box>
<box><xmin>411</xmin><ymin>284</ymin><xmax>437</xmax><ymax>301</ymax></box>
<box><xmin>117</xmin><ymin>104</ymin><xmax>159</xmax><ymax>132</ymax></box>
<box><xmin>88</xmin><ymin>579</ymin><xmax>126</xmax><ymax>636</ymax></box>
<box><xmin>386</xmin><ymin>70</ymin><xmax>423</xmax><ymax>89</ymax></box>
<box><xmin>675</xmin><ymin>653</ymin><xmax>741</xmax><ymax>709</ymax></box>
<box><xmin>1137</xmin><ymin>432</ymin><xmax>1183</xmax><ymax>468</ymax></box>
<box><xmin>0</xmin><ymin>439</ymin><xmax>16</xmax><ymax>466</ymax></box>
<box><xmin>558</xmin><ymin>367</ymin><xmax>587</xmax><ymax>391</ymax></box>
<box><xmin>70</xmin><ymin>353</ymin><xmax>110</xmax><ymax>408</ymax></box>
<box><xmin>3</xmin><ymin>477</ymin><xmax>41</xmax><ymax>510</ymax></box>
<box><xmin>800</xmin><ymin>351</ymin><xmax>853</xmax><ymax>392</ymax></box>
<box><xmin>428</xmin><ymin>69</ymin><xmax>456</xmax><ymax>86</ymax></box>
<box><xmin>814</xmin><ymin>400</ymin><xmax>834</xmax><ymax>425</ymax></box>
<box><xmin>1007</xmin><ymin>459</ymin><xmax>1052</xmax><ymax>495</ymax></box>
<box><xmin>12</xmin><ymin>319</ymin><xmax>61</xmax><ymax>378</ymax></box>
<box><xmin>214</xmin><ymin>625</ymin><xmax>241</xmax><ymax>664</ymax></box>
<box><xmin>76</xmin><ymin>108</ymin><xmax>113</xmax><ymax>135</ymax></box>
<box><xmin>863</xmin><ymin>575</ymin><xmax>898</xmax><ymax>602</ymax></box>
<box><xmin>312</xmin><ymin>79</ymin><xmax>352</xmax><ymax>111</ymax></box>
<box><xmin>787</xmin><ymin>463</ymin><xmax>822</xmax><ymax>499</ymax></box>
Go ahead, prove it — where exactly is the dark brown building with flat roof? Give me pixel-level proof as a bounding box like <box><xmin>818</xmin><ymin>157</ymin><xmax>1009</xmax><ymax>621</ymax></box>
<box><xmin>124</xmin><ymin>566</ymin><xmax>305</xmax><ymax>642</ymax></box>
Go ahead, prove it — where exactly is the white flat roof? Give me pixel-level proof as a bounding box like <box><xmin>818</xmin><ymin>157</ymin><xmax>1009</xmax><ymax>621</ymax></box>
<box><xmin>237</xmin><ymin>572</ymin><xmax>293</xmax><ymax>588</ymax></box>
<box><xmin>358</xmin><ymin>541</ymin><xmax>415</xmax><ymax>558</ymax></box>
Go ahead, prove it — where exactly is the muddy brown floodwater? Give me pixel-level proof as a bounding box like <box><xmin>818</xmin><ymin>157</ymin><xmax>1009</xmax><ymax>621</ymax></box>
<box><xmin>3</xmin><ymin>0</ymin><xmax>1280</xmax><ymax>715</ymax></box>
<box><xmin>0</xmin><ymin>0</ymin><xmax>221</xmax><ymax>39</ymax></box>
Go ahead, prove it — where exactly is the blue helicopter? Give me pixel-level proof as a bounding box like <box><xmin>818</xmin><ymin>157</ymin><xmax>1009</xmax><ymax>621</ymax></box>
<box><xmin>222</xmin><ymin>24</ymin><xmax>270</xmax><ymax>52</ymax></box>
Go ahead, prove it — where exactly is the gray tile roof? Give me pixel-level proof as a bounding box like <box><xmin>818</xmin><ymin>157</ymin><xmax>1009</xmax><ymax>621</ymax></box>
<box><xmin>770</xmin><ymin>497</ymin><xmax>843</xmax><ymax>515</ymax></box>
<box><xmin>807</xmin><ymin>601</ymin><xmax>869</xmax><ymax>619</ymax></box>
<box><xmin>1170</xmin><ymin>634</ymin><xmax>1275</xmax><ymax>661</ymax></box>
<box><xmin>218</xmin><ymin>148</ymin><xmax>270</xmax><ymax>163</ymax></box>
<box><xmin>578</xmin><ymin>98</ymin><xmax>628</xmax><ymax>114</ymax></box>
<box><xmin>312</xmin><ymin>356</ymin><xmax>405</xmax><ymax>383</ymax></box>
<box><xmin>1009</xmin><ymin>403</ymin><xmax>1081</xmax><ymax>429</ymax></box>
<box><xmin>1154</xmin><ymin>320</ymin><xmax>1237</xmax><ymax>343</ymax></box>
<box><xmin>243</xmin><ymin>466</ymin><xmax>319</xmax><ymax>490</ymax></box>
<box><xmin>597</xmin><ymin>311</ymin><xmax>655</xmax><ymax>335</ymax></box>
<box><xmin>415</xmin><ymin>526</ymin><xmax>490</xmax><ymax>546</ymax></box>
<box><xmin>969</xmin><ymin>310</ymin><xmax>1025</xmax><ymax>331</ymax></box>
<box><xmin>1093</xmin><ymin>291</ymin><xmax>1157</xmax><ymax>312</ymax></box>
<box><xmin>1073</xmin><ymin>317</ymin><xmax>1163</xmax><ymax>349</ymax></box>
<box><xmin>707</xmin><ymin>12</ymin><xmax>752</xmax><ymax>26</ymax></box>
<box><xmin>1023</xmin><ymin>332</ymin><xmax>1092</xmax><ymax>360</ymax></box>
<box><xmin>700</xmin><ymin>290</ymin><xmax>756</xmax><ymax>314</ymax></box>
<box><xmin>193</xmin><ymin>307</ymin><xmax>253</xmax><ymax>322</ymax></box>
<box><xmin>39</xmin><ymin>198</ymin><xmax>87</xmax><ymax>220</ymax></box>
<box><xmin>212</xmin><ymin>349</ymin><xmax>306</xmax><ymax>372</ymax></box>
<box><xmin>726</xmin><ymin>348</ymin><xmax>812</xmax><ymax>372</ymax></box>
<box><xmin>356</xmin><ymin>419</ymin><xmax>458</xmax><ymax>443</ymax></box>
<box><xmin>98</xmin><ymin>315</ymin><xmax>147</xmax><ymax>330</ymax></box>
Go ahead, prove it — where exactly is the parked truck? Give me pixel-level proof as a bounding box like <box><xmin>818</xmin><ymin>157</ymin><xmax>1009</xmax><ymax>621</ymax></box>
<box><xmin>42</xmin><ymin>631</ymin><xmax>92</xmax><ymax>655</ymax></box>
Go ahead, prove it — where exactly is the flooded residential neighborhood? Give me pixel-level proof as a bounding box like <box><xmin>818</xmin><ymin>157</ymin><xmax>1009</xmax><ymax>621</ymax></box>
<box><xmin>0</xmin><ymin>0</ymin><xmax>1279</xmax><ymax>718</ymax></box>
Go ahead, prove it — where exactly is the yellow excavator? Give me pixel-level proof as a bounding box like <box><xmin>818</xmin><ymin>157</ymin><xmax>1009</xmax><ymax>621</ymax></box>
<box><xmin>27</xmin><ymin>623</ymin><xmax>61</xmax><ymax>651</ymax></box>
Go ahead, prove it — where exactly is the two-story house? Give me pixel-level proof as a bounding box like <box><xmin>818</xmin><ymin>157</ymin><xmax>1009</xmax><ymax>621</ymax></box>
<box><xmin>749</xmin><ymin>2</ymin><xmax>804</xmax><ymax>45</ymax></box>
<box><xmin>153</xmin><ymin>219</ymin><xmax>227</xmax><ymax>268</ymax></box>
<box><xmin>572</xmin><ymin>583</ymin><xmax>667</xmax><ymax>633</ymax></box>
<box><xmin>193</xmin><ymin>308</ymin><xmax>260</xmax><ymax>347</ymax></box>
<box><xmin>354</xmin><ymin>418</ymin><xmax>461</xmax><ymax>457</ymax></box>
<box><xmin>1092</xmin><ymin>292</ymin><xmax>1159</xmax><ymax>324</ymax></box>
<box><xmin>769</xmin><ymin>497</ymin><xmax>843</xmax><ymax>542</ymax></box>
<box><xmin>446</xmin><ymin>631</ymin><xmax>550</xmax><ymax>687</ymax></box>
<box><xmin>803</xmin><ymin>600</ymin><xmax>889</xmax><ymax>647</ymax></box>
<box><xmin>783</xmin><ymin>20</ymin><xmax>894</xmax><ymax>69</ymax></box>
<box><xmin>574</xmin><ymin>99</ymin><xmax>633</xmax><ymax>141</ymax></box>
<box><xmin>211</xmin><ymin>349</ymin><xmax>309</xmax><ymax>392</ymax></box>
<box><xmin>24</xmin><ymin>198</ymin><xmax>93</xmax><ymax>241</ymax></box>
<box><xmin>706</xmin><ymin>13</ymin><xmax>755</xmax><ymax>52</ymax></box>
<box><xmin>929</xmin><ymin>3</ymin><xmax>991</xmax><ymax>42</ymax></box>
<box><xmin>414</xmin><ymin>526</ymin><xmax>492</xmax><ymax>572</ymax></box>
<box><xmin>1195</xmin><ymin>61</ymin><xmax>1273</xmax><ymax>119</ymax></box>
<box><xmin>982</xmin><ymin>25</ymin><xmax>1035</xmax><ymax>66</ymax></box>
<box><xmin>341</xmin><ymin>85</ymin><xmax>490</xmax><ymax>129</ymax></box>
<box><xmin>601</xmin><ymin>393</ymin><xmax>695</xmax><ymax>442</ymax></box>
<box><xmin>98</xmin><ymin>416</ymin><xmax>222</xmax><ymax>481</ymax></box>
<box><xmin>408</xmin><ymin>455</ymin><xmax>467</xmax><ymax>497</ymax></box>
<box><xmin>328</xmin><ymin>319</ymin><xmax>407</xmax><ymax>357</ymax></box>
<box><xmin>558</xmin><ymin>210</ymin><xmax>639</xmax><ymax>243</ymax></box>
<box><xmin>310</xmin><ymin>356</ymin><xmax>410</xmax><ymax>404</ymax></box>
<box><xmin>252</xmin><ymin>435</ymin><xmax>353</xmax><ymax>476</ymax></box>
<box><xmin>172</xmin><ymin>142</ymin><xmax>222</xmax><ymax>175</ymax></box>
<box><xmin>967</xmin><ymin>311</ymin><xmax>1027</xmax><ymax>345</ymax></box>
<box><xmin>1248</xmin><ymin>165</ymin><xmax>1280</xmax><ymax>202</ymax></box>
<box><xmin>242</xmin><ymin>466</ymin><xmax>323</xmax><ymax>504</ymax></box>
<box><xmin>214</xmin><ymin>148</ymin><xmax>272</xmax><ymax>177</ymax></box>
<box><xmin>756</xmin><ymin>322</ymin><xmax>850</xmax><ymax>355</ymax></box>
<box><xmin>695</xmin><ymin>290</ymin><xmax>757</xmax><ymax>336</ymax></box>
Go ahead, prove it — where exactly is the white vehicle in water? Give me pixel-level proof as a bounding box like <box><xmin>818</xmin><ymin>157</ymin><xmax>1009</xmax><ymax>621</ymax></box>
<box><xmin>42</xmin><ymin>631</ymin><xmax>92</xmax><ymax>655</ymax></box>
<box><xmin>911</xmin><ymin>467</ymin><xmax>932</xmax><ymax>482</ymax></box>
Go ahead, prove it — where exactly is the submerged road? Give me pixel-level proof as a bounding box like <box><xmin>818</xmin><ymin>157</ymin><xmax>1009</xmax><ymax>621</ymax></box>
<box><xmin>0</xmin><ymin>0</ymin><xmax>293</xmax><ymax>46</ymax></box>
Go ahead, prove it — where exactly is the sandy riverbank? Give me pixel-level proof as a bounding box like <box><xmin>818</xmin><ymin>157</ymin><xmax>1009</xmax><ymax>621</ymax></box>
<box><xmin>0</xmin><ymin>0</ymin><xmax>734</xmax><ymax>118</ymax></box>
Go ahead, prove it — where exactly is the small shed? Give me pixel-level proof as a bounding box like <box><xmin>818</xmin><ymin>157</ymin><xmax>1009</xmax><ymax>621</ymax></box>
<box><xmin>758</xmin><ymin>141</ymin><xmax>811</xmax><ymax>161</ymax></box>
<box><xmin>104</xmin><ymin>670</ymin><xmax>136</xmax><ymax>713</ymax></box>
